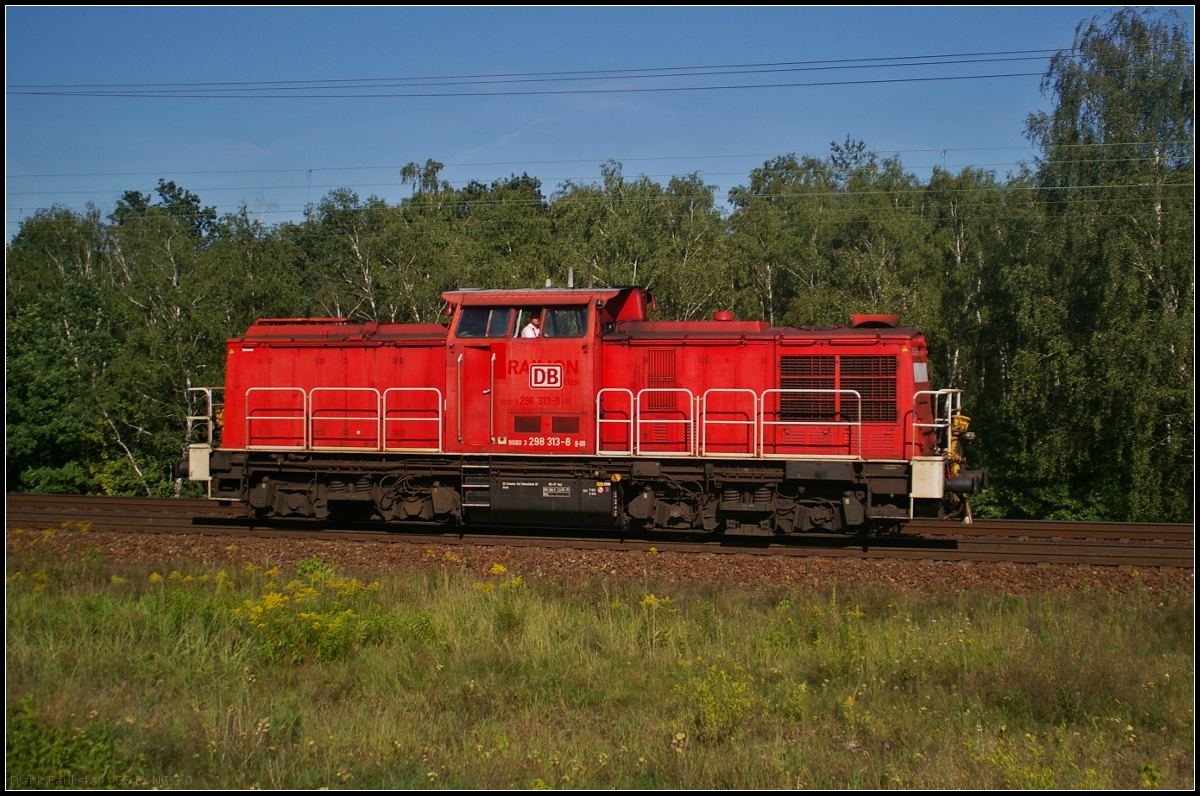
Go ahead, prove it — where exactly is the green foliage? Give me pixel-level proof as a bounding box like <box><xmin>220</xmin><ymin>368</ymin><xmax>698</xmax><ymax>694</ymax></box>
<box><xmin>6</xmin><ymin>701</ymin><xmax>146</xmax><ymax>787</ymax></box>
<box><xmin>674</xmin><ymin>664</ymin><xmax>754</xmax><ymax>741</ymax></box>
<box><xmin>295</xmin><ymin>556</ymin><xmax>335</xmax><ymax>581</ymax></box>
<box><xmin>230</xmin><ymin>568</ymin><xmax>409</xmax><ymax>664</ymax></box>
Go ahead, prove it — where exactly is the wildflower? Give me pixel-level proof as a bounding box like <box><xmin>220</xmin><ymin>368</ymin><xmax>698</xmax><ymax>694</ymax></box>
<box><xmin>261</xmin><ymin>592</ymin><xmax>289</xmax><ymax>610</ymax></box>
<box><xmin>110</xmin><ymin>575</ymin><xmax>126</xmax><ymax>584</ymax></box>
<box><xmin>149</xmin><ymin>572</ymin><xmax>163</xmax><ymax>583</ymax></box>
<box><xmin>489</xmin><ymin>563</ymin><xmax>508</xmax><ymax>575</ymax></box>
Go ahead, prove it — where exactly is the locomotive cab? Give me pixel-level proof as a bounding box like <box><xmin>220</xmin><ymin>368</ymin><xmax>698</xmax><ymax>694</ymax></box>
<box><xmin>444</xmin><ymin>287</ymin><xmax>644</xmax><ymax>455</ymax></box>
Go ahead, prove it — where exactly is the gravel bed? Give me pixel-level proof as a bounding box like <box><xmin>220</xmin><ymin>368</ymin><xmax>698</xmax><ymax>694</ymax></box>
<box><xmin>10</xmin><ymin>528</ymin><xmax>1193</xmax><ymax>596</ymax></box>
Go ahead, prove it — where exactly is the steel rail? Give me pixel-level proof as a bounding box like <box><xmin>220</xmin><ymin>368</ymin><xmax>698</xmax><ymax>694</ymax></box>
<box><xmin>6</xmin><ymin>493</ymin><xmax>1192</xmax><ymax>568</ymax></box>
<box><xmin>7</xmin><ymin>494</ymin><xmax>1192</xmax><ymax>543</ymax></box>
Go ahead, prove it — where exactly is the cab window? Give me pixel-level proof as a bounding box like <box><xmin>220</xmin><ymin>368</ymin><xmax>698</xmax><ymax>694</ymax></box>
<box><xmin>456</xmin><ymin>307</ymin><xmax>512</xmax><ymax>338</ymax></box>
<box><xmin>542</xmin><ymin>307</ymin><xmax>588</xmax><ymax>338</ymax></box>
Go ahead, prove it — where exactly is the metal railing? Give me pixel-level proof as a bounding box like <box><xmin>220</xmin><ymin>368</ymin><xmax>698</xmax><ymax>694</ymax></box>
<box><xmin>238</xmin><ymin>382</ymin><xmax>934</xmax><ymax>462</ymax></box>
<box><xmin>245</xmin><ymin>386</ymin><xmax>445</xmax><ymax>453</ymax></box>
<box><xmin>383</xmin><ymin>387</ymin><xmax>444</xmax><ymax>452</ymax></box>
<box><xmin>635</xmin><ymin>388</ymin><xmax>696</xmax><ymax>457</ymax></box>
<box><xmin>309</xmin><ymin>387</ymin><xmax>381</xmax><ymax>451</ymax></box>
<box><xmin>186</xmin><ymin>386</ymin><xmax>223</xmax><ymax>446</ymax></box>
<box><xmin>910</xmin><ymin>389</ymin><xmax>963</xmax><ymax>458</ymax></box>
<box><xmin>700</xmin><ymin>389</ymin><xmax>758</xmax><ymax>458</ymax></box>
<box><xmin>759</xmin><ymin>389</ymin><xmax>864</xmax><ymax>459</ymax></box>
<box><xmin>596</xmin><ymin>388</ymin><xmax>635</xmax><ymax>455</ymax></box>
<box><xmin>245</xmin><ymin>387</ymin><xmax>308</xmax><ymax>450</ymax></box>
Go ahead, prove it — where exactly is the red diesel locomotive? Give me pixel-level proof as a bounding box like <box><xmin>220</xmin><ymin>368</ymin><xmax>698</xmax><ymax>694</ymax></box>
<box><xmin>183</xmin><ymin>286</ymin><xmax>983</xmax><ymax>536</ymax></box>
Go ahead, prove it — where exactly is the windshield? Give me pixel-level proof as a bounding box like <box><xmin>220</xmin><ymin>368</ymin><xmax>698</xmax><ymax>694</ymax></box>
<box><xmin>542</xmin><ymin>307</ymin><xmax>588</xmax><ymax>338</ymax></box>
<box><xmin>456</xmin><ymin>307</ymin><xmax>512</xmax><ymax>338</ymax></box>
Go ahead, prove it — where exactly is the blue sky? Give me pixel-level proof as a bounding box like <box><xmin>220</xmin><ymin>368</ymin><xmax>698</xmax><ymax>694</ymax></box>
<box><xmin>6</xmin><ymin>6</ymin><xmax>1191</xmax><ymax>238</ymax></box>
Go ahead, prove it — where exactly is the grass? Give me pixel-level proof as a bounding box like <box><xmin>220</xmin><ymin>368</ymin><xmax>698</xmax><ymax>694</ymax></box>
<box><xmin>5</xmin><ymin>525</ymin><xmax>1194</xmax><ymax>789</ymax></box>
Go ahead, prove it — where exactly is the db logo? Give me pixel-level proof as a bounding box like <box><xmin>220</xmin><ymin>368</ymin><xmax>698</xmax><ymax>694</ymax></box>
<box><xmin>530</xmin><ymin>364</ymin><xmax>563</xmax><ymax>389</ymax></box>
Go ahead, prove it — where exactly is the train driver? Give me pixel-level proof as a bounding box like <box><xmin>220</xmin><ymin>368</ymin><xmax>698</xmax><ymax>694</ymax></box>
<box><xmin>521</xmin><ymin>313</ymin><xmax>542</xmax><ymax>338</ymax></box>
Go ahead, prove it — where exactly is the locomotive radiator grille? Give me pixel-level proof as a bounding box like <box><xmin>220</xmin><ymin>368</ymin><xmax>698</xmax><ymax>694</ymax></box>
<box><xmin>780</xmin><ymin>356</ymin><xmax>835</xmax><ymax>420</ymax></box>
<box><xmin>780</xmin><ymin>355</ymin><xmax>897</xmax><ymax>422</ymax></box>
<box><xmin>840</xmin><ymin>356</ymin><xmax>898</xmax><ymax>422</ymax></box>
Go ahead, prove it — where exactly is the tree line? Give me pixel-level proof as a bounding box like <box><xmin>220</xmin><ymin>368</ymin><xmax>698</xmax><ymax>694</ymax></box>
<box><xmin>6</xmin><ymin>10</ymin><xmax>1193</xmax><ymax>521</ymax></box>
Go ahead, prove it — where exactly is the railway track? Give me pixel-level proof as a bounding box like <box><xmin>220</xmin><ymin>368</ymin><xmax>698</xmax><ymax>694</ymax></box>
<box><xmin>6</xmin><ymin>493</ymin><xmax>1193</xmax><ymax>569</ymax></box>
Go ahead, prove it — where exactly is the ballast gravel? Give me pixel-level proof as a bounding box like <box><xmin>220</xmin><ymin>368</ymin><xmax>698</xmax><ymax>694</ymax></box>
<box><xmin>9</xmin><ymin>528</ymin><xmax>1192</xmax><ymax>596</ymax></box>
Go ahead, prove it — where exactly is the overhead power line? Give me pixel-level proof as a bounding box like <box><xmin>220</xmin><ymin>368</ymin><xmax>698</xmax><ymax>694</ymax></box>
<box><xmin>8</xmin><ymin>71</ymin><xmax>1058</xmax><ymax>99</ymax></box>
<box><xmin>9</xmin><ymin>48</ymin><xmax>1067</xmax><ymax>90</ymax></box>
<box><xmin>11</xmin><ymin>55</ymin><xmax>1067</xmax><ymax>97</ymax></box>
<box><xmin>11</xmin><ymin>46</ymin><xmax>1143</xmax><ymax>100</ymax></box>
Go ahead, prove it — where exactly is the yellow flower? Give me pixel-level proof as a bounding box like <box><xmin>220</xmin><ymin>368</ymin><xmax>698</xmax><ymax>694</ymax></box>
<box><xmin>261</xmin><ymin>592</ymin><xmax>289</xmax><ymax>610</ymax></box>
<box><xmin>489</xmin><ymin>563</ymin><xmax>508</xmax><ymax>576</ymax></box>
<box><xmin>149</xmin><ymin>572</ymin><xmax>163</xmax><ymax>583</ymax></box>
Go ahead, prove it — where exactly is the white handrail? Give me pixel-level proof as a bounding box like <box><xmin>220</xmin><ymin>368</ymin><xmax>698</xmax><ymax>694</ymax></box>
<box><xmin>186</xmin><ymin>386</ymin><xmax>223</xmax><ymax>446</ymax></box>
<box><xmin>309</xmin><ymin>387</ymin><xmax>382</xmax><ymax>451</ymax></box>
<box><xmin>635</xmin><ymin>388</ymin><xmax>696</xmax><ymax>457</ymax></box>
<box><xmin>910</xmin><ymin>389</ymin><xmax>963</xmax><ymax>457</ymax></box>
<box><xmin>596</xmin><ymin>388</ymin><xmax>635</xmax><ymax>455</ymax></box>
<box><xmin>383</xmin><ymin>387</ymin><xmax>444</xmax><ymax>452</ymax></box>
<box><xmin>700</xmin><ymin>389</ymin><xmax>758</xmax><ymax>458</ymax></box>
<box><xmin>759</xmin><ymin>388</ymin><xmax>864</xmax><ymax>459</ymax></box>
<box><xmin>245</xmin><ymin>387</ymin><xmax>307</xmax><ymax>450</ymax></box>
